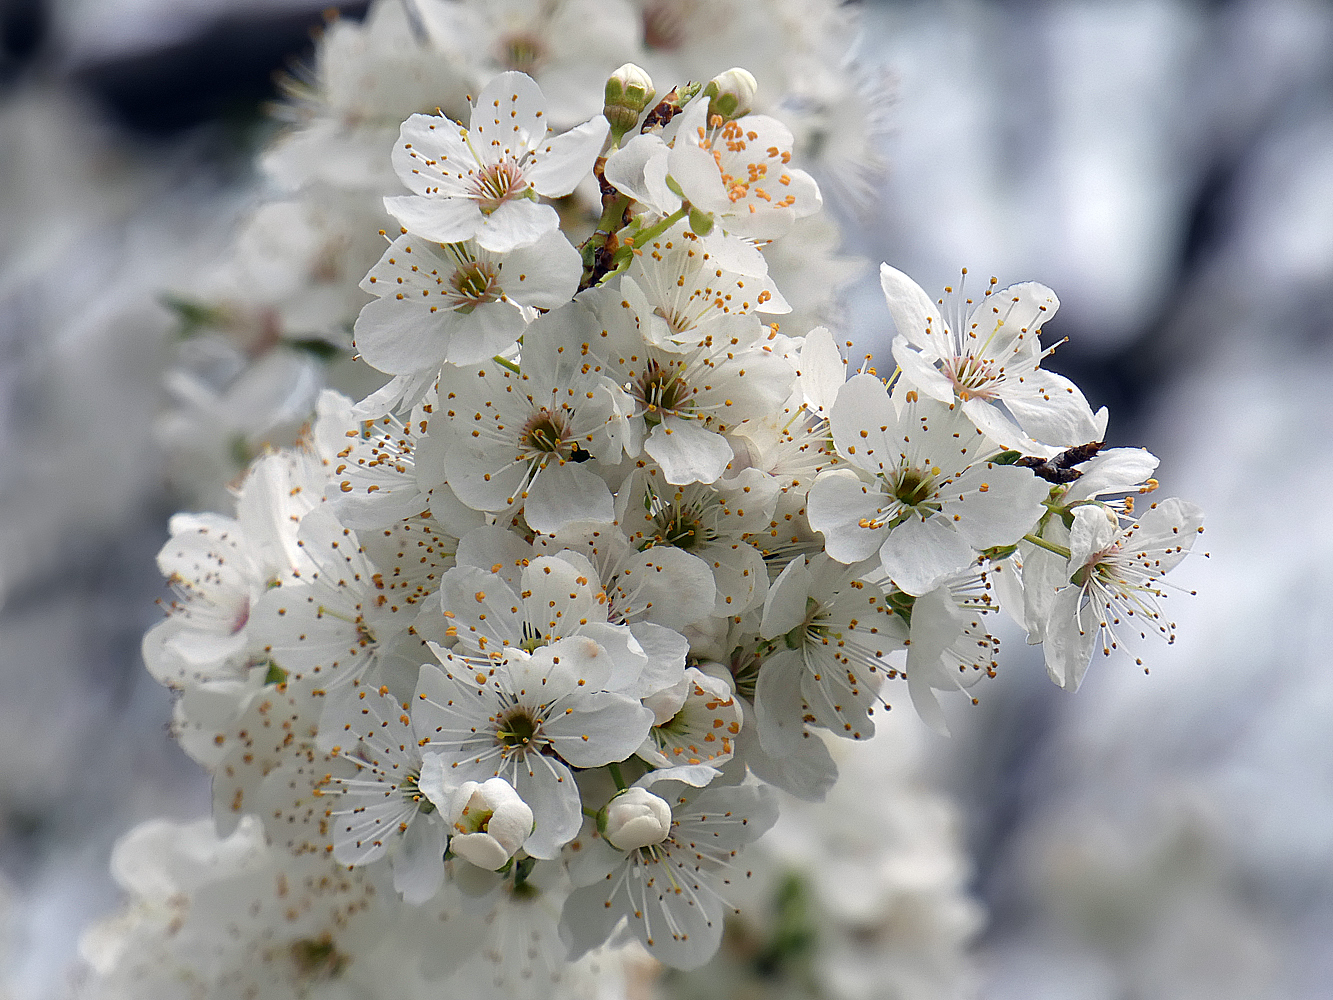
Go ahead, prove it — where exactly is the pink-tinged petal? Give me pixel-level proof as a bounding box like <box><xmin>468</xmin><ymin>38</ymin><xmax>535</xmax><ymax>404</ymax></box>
<box><xmin>643</xmin><ymin>417</ymin><xmax>733</xmax><ymax>485</ymax></box>
<box><xmin>892</xmin><ymin>335</ymin><xmax>956</xmax><ymax>403</ymax></box>
<box><xmin>880</xmin><ymin>263</ymin><xmax>944</xmax><ymax>350</ymax></box>
<box><xmin>878</xmin><ymin>515</ymin><xmax>974</xmax><ymax>596</ymax></box>
<box><xmin>526</xmin><ymin>116</ymin><xmax>610</xmax><ymax>197</ymax></box>
<box><xmin>468</xmin><ymin>71</ymin><xmax>547</xmax><ymax>156</ymax></box>
<box><xmin>523</xmin><ymin>462</ymin><xmax>614</xmax><ymax>533</ymax></box>
<box><xmin>473</xmin><ymin>198</ymin><xmax>560</xmax><ymax>252</ymax></box>
<box><xmin>807</xmin><ymin>469</ymin><xmax>886</xmax><ymax>564</ymax></box>
<box><xmin>383</xmin><ymin>193</ymin><xmax>481</xmax><ymax>244</ymax></box>
<box><xmin>499</xmin><ymin>229</ymin><xmax>581</xmax><ymax>308</ymax></box>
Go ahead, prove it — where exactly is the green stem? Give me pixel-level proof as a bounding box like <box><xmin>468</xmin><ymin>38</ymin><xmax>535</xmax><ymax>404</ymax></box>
<box><xmin>592</xmin><ymin>193</ymin><xmax>632</xmax><ymax>244</ymax></box>
<box><xmin>491</xmin><ymin>354</ymin><xmax>520</xmax><ymax>375</ymax></box>
<box><xmin>607</xmin><ymin>761</ymin><xmax>628</xmax><ymax>791</ymax></box>
<box><xmin>1023</xmin><ymin>533</ymin><xmax>1072</xmax><ymax>559</ymax></box>
<box><xmin>577</xmin><ymin>191</ymin><xmax>633</xmax><ymax>290</ymax></box>
<box><xmin>582</xmin><ymin>806</ymin><xmax>600</xmax><ymax>820</ymax></box>
<box><xmin>617</xmin><ymin>205</ymin><xmax>689</xmax><ymax>262</ymax></box>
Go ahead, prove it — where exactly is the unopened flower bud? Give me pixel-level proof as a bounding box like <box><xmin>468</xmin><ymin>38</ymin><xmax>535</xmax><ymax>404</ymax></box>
<box><xmin>704</xmin><ymin>67</ymin><xmax>758</xmax><ymax>121</ymax></box>
<box><xmin>444</xmin><ymin>777</ymin><xmax>533</xmax><ymax>870</ymax></box>
<box><xmin>604</xmin><ymin>63</ymin><xmax>656</xmax><ymax>142</ymax></box>
<box><xmin>598</xmin><ymin>787</ymin><xmax>672</xmax><ymax>851</ymax></box>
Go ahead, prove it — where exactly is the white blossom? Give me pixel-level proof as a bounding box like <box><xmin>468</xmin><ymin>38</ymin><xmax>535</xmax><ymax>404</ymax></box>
<box><xmin>1043</xmin><ymin>498</ymin><xmax>1204</xmax><ymax>691</ymax></box>
<box><xmin>561</xmin><ymin>777</ymin><xmax>778</xmax><ymax>969</ymax></box>
<box><xmin>384</xmin><ymin>72</ymin><xmax>608</xmax><ymax>252</ymax></box>
<box><xmin>809</xmin><ymin>373</ymin><xmax>1049</xmax><ymax>596</ymax></box>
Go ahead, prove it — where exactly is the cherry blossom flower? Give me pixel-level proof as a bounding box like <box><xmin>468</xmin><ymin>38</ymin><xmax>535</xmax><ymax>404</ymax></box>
<box><xmin>384</xmin><ymin>72</ymin><xmax>608</xmax><ymax>252</ymax></box>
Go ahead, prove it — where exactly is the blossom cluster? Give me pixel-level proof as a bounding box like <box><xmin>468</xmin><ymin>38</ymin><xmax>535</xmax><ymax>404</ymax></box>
<box><xmin>156</xmin><ymin>0</ymin><xmax>875</xmax><ymax>506</ymax></box>
<box><xmin>96</xmin><ymin>62</ymin><xmax>1201</xmax><ymax>997</ymax></box>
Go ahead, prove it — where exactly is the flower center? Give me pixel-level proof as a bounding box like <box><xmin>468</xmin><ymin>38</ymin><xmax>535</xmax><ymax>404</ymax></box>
<box><xmin>497</xmin><ymin>709</ymin><xmax>539</xmax><ymax>749</ymax></box>
<box><xmin>497</xmin><ymin>33</ymin><xmax>546</xmax><ymax>75</ymax></box>
<box><xmin>653</xmin><ymin>506</ymin><xmax>706</xmax><ymax>550</ymax></box>
<box><xmin>450</xmin><ymin>260</ymin><xmax>501</xmax><ymax>310</ymax></box>
<box><xmin>400</xmin><ymin>772</ymin><xmax>435</xmax><ymax>814</ymax></box>
<box><xmin>471</xmin><ymin>161</ymin><xmax>527</xmax><ymax>214</ymax></box>
<box><xmin>289</xmin><ymin>935</ymin><xmax>347</xmax><ymax>980</ymax></box>
<box><xmin>641</xmin><ymin>488</ymin><xmax>720</xmax><ymax>552</ymax></box>
<box><xmin>893</xmin><ymin>468</ymin><xmax>939</xmax><ymax>512</ymax></box>
<box><xmin>636</xmin><ymin>360</ymin><xmax>691</xmax><ymax>426</ymax></box>
<box><xmin>520</xmin><ymin>408</ymin><xmax>570</xmax><ymax>455</ymax></box>
<box><xmin>943</xmin><ymin>354</ymin><xmax>999</xmax><ymax>401</ymax></box>
<box><xmin>642</xmin><ymin>0</ymin><xmax>690</xmax><ymax>50</ymax></box>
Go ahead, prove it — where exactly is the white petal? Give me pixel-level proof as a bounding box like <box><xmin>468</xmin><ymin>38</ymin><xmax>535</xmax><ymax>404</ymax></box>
<box><xmin>754</xmin><ymin>649</ymin><xmax>807</xmax><ymax>755</ymax></box>
<box><xmin>892</xmin><ymin>335</ymin><xmax>956</xmax><ymax>403</ymax></box>
<box><xmin>946</xmin><ymin>463</ymin><xmax>1050</xmax><ymax>550</ymax></box>
<box><xmin>383</xmin><ymin>193</ymin><xmax>481</xmax><ymax>244</ymax></box>
<box><xmin>1043</xmin><ymin>584</ymin><xmax>1098</xmax><ymax>691</ymax></box>
<box><xmin>878</xmin><ymin>516</ymin><xmax>974</xmax><ymax>596</ymax></box>
<box><xmin>523</xmin><ymin>462</ymin><xmax>615</xmax><ymax>533</ymax></box>
<box><xmin>393</xmin><ymin>813</ymin><xmax>446</xmax><ymax>905</ymax></box>
<box><xmin>473</xmin><ymin>198</ymin><xmax>560</xmax><ymax>252</ymax></box>
<box><xmin>760</xmin><ymin>556</ymin><xmax>813</xmax><ymax>639</ymax></box>
<box><xmin>499</xmin><ymin>229</ymin><xmax>582</xmax><ymax>308</ymax></box>
<box><xmin>807</xmin><ymin>469</ymin><xmax>886</xmax><ymax>564</ymax></box>
<box><xmin>798</xmin><ymin>326</ymin><xmax>846</xmax><ymax>417</ymax></box>
<box><xmin>468</xmin><ymin>71</ymin><xmax>546</xmax><ymax>153</ymax></box>
<box><xmin>644</xmin><ymin>416</ymin><xmax>733</xmax><ymax>485</ymax></box>
<box><xmin>443</xmin><ymin>302</ymin><xmax>527</xmax><ymax>366</ymax></box>
<box><xmin>352</xmin><ymin>299</ymin><xmax>450</xmax><ymax>377</ymax></box>
<box><xmin>879</xmin><ymin>263</ymin><xmax>944</xmax><ymax>350</ymax></box>
<box><xmin>526</xmin><ymin>116</ymin><xmax>610</xmax><ymax>196</ymax></box>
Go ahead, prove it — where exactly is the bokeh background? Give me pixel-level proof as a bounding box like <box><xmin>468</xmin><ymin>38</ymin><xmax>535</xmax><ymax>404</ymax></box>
<box><xmin>2</xmin><ymin>1</ymin><xmax>1332</xmax><ymax>997</ymax></box>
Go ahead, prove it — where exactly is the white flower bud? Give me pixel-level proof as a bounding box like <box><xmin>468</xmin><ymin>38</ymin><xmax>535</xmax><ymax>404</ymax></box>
<box><xmin>705</xmin><ymin>67</ymin><xmax>758</xmax><ymax>121</ymax></box>
<box><xmin>604</xmin><ymin>63</ymin><xmax>657</xmax><ymax>141</ymax></box>
<box><xmin>444</xmin><ymin>777</ymin><xmax>533</xmax><ymax>870</ymax></box>
<box><xmin>598</xmin><ymin>787</ymin><xmax>672</xmax><ymax>851</ymax></box>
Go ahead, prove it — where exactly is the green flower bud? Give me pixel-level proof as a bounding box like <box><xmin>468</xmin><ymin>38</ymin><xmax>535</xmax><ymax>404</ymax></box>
<box><xmin>703</xmin><ymin>67</ymin><xmax>758</xmax><ymax>121</ymax></box>
<box><xmin>604</xmin><ymin>63</ymin><xmax>657</xmax><ymax>142</ymax></box>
